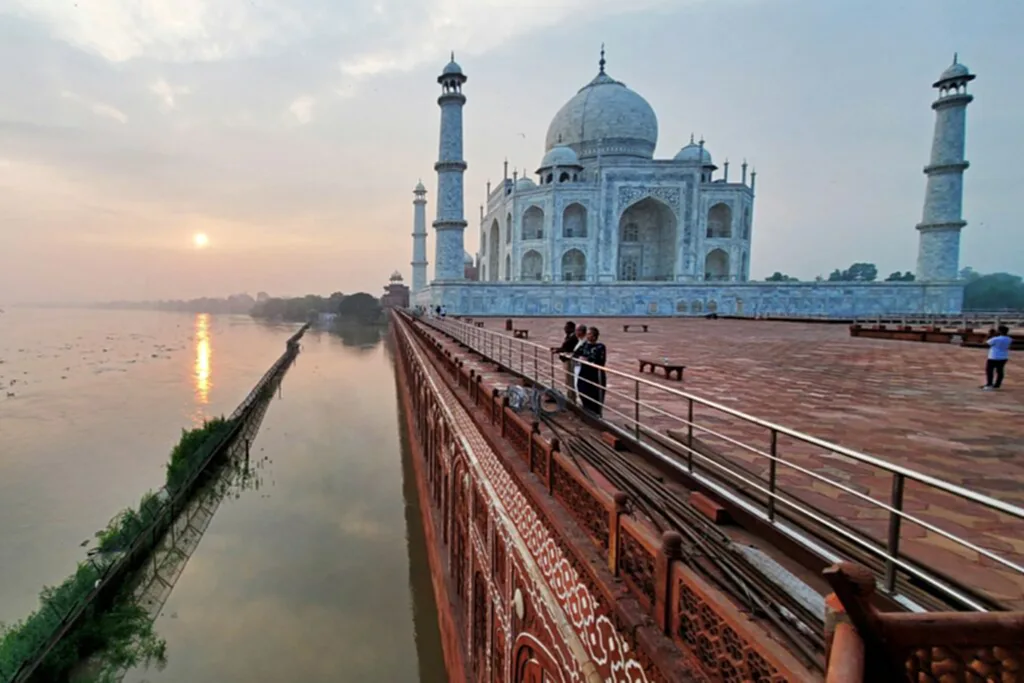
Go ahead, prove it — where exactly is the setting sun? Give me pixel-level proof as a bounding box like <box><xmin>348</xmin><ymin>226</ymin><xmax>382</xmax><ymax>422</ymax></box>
<box><xmin>193</xmin><ymin>233</ymin><xmax>209</xmax><ymax>248</ymax></box>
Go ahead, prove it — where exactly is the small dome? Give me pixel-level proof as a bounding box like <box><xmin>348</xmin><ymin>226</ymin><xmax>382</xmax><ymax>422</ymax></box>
<box><xmin>414</xmin><ymin>180</ymin><xmax>426</xmax><ymax>193</ymax></box>
<box><xmin>515</xmin><ymin>177</ymin><xmax>537</xmax><ymax>191</ymax></box>
<box><xmin>390</xmin><ymin>271</ymin><xmax>403</xmax><ymax>281</ymax></box>
<box><xmin>464</xmin><ymin>251</ymin><xmax>474</xmax><ymax>265</ymax></box>
<box><xmin>443</xmin><ymin>57</ymin><xmax>463</xmax><ymax>76</ymax></box>
<box><xmin>539</xmin><ymin>145</ymin><xmax>580</xmax><ymax>169</ymax></box>
<box><xmin>934</xmin><ymin>54</ymin><xmax>974</xmax><ymax>87</ymax></box>
<box><xmin>674</xmin><ymin>140</ymin><xmax>713</xmax><ymax>165</ymax></box>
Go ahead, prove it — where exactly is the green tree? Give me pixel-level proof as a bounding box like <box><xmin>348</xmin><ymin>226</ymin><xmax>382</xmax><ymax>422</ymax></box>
<box><xmin>885</xmin><ymin>271</ymin><xmax>916</xmax><ymax>282</ymax></box>
<box><xmin>963</xmin><ymin>272</ymin><xmax>1024</xmax><ymax>311</ymax></box>
<box><xmin>828</xmin><ymin>263</ymin><xmax>878</xmax><ymax>282</ymax></box>
<box><xmin>336</xmin><ymin>292</ymin><xmax>383</xmax><ymax>322</ymax></box>
<box><xmin>765</xmin><ymin>272</ymin><xmax>798</xmax><ymax>282</ymax></box>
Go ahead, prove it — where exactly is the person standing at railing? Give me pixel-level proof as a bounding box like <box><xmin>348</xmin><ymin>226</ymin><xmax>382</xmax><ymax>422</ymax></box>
<box><xmin>574</xmin><ymin>327</ymin><xmax>607</xmax><ymax>417</ymax></box>
<box><xmin>550</xmin><ymin>321</ymin><xmax>578</xmax><ymax>402</ymax></box>
<box><xmin>983</xmin><ymin>325</ymin><xmax>1012</xmax><ymax>390</ymax></box>
<box><xmin>569</xmin><ymin>324</ymin><xmax>587</xmax><ymax>404</ymax></box>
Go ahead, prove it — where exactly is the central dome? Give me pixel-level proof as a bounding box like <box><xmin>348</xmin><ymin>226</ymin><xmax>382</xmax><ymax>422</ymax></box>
<box><xmin>545</xmin><ymin>70</ymin><xmax>658</xmax><ymax>161</ymax></box>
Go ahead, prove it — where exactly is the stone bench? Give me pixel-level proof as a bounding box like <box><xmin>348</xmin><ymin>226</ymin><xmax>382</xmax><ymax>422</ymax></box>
<box><xmin>638</xmin><ymin>359</ymin><xmax>685</xmax><ymax>381</ymax></box>
<box><xmin>623</xmin><ymin>324</ymin><xmax>649</xmax><ymax>333</ymax></box>
<box><xmin>513</xmin><ymin>329</ymin><xmax>529</xmax><ymax>339</ymax></box>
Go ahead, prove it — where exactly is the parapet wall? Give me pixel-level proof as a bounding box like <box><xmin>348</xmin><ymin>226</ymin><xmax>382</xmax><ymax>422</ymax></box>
<box><xmin>389</xmin><ymin>311</ymin><xmax>816</xmax><ymax>682</ymax></box>
<box><xmin>413</xmin><ymin>281</ymin><xmax>964</xmax><ymax>318</ymax></box>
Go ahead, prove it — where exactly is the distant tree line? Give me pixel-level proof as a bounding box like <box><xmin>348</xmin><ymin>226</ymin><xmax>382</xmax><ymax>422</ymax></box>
<box><xmin>250</xmin><ymin>292</ymin><xmax>383</xmax><ymax>323</ymax></box>
<box><xmin>763</xmin><ymin>264</ymin><xmax>1023</xmax><ymax>311</ymax></box>
<box><xmin>95</xmin><ymin>294</ymin><xmax>256</xmax><ymax>314</ymax></box>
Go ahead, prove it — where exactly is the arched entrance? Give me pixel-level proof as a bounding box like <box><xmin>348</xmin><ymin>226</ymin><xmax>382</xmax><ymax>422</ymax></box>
<box><xmin>617</xmin><ymin>197</ymin><xmax>677</xmax><ymax>281</ymax></box>
<box><xmin>705</xmin><ymin>248</ymin><xmax>730</xmax><ymax>281</ymax></box>
<box><xmin>513</xmin><ymin>636</ymin><xmax>563</xmax><ymax>683</ymax></box>
<box><xmin>488</xmin><ymin>220</ymin><xmax>500</xmax><ymax>282</ymax></box>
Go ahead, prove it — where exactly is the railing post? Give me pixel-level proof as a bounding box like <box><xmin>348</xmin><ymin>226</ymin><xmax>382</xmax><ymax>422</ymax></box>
<box><xmin>491</xmin><ymin>388</ymin><xmax>499</xmax><ymax>424</ymax></box>
<box><xmin>608</xmin><ymin>492</ymin><xmax>628</xmax><ymax>575</ymax></box>
<box><xmin>654</xmin><ymin>531</ymin><xmax>683</xmax><ymax>635</ymax></box>
<box><xmin>533</xmin><ymin>346</ymin><xmax>538</xmax><ymax>382</ymax></box>
<box><xmin>633</xmin><ymin>379</ymin><xmax>641</xmax><ymax>440</ymax></box>
<box><xmin>768</xmin><ymin>429</ymin><xmax>778</xmax><ymax>523</ymax></box>
<box><xmin>686</xmin><ymin>398</ymin><xmax>694</xmax><ymax>472</ymax></box>
<box><xmin>547</xmin><ymin>438</ymin><xmax>558</xmax><ymax>494</ymax></box>
<box><xmin>884</xmin><ymin>472</ymin><xmax>905</xmax><ymax>593</ymax></box>
<box><xmin>528</xmin><ymin>422</ymin><xmax>539</xmax><ymax>470</ymax></box>
<box><xmin>500</xmin><ymin>396</ymin><xmax>509</xmax><ymax>437</ymax></box>
<box><xmin>475</xmin><ymin>375</ymin><xmax>482</xmax><ymax>406</ymax></box>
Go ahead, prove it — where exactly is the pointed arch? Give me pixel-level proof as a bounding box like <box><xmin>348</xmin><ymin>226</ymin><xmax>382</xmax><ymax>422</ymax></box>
<box><xmin>617</xmin><ymin>197</ymin><xmax>676</xmax><ymax>281</ymax></box>
<box><xmin>506</xmin><ymin>212</ymin><xmax>512</xmax><ymax>244</ymax></box>
<box><xmin>521</xmin><ymin>250</ymin><xmax>543</xmax><ymax>281</ymax></box>
<box><xmin>522</xmin><ymin>206</ymin><xmax>544</xmax><ymax>241</ymax></box>
<box><xmin>505</xmin><ymin>254</ymin><xmax>512</xmax><ymax>281</ymax></box>
<box><xmin>705</xmin><ymin>248</ymin><xmax>730</xmax><ymax>281</ymax></box>
<box><xmin>562</xmin><ymin>203</ymin><xmax>587</xmax><ymax>238</ymax></box>
<box><xmin>488</xmin><ymin>219</ymin><xmax>500</xmax><ymax>282</ymax></box>
<box><xmin>561</xmin><ymin>249</ymin><xmax>586</xmax><ymax>281</ymax></box>
<box><xmin>707</xmin><ymin>202</ymin><xmax>732</xmax><ymax>238</ymax></box>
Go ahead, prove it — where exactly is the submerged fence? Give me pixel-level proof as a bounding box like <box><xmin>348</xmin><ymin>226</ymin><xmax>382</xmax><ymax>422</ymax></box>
<box><xmin>1</xmin><ymin>324</ymin><xmax>309</xmax><ymax>683</ymax></box>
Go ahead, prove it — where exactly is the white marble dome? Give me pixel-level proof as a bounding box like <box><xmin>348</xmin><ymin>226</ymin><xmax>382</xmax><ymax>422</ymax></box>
<box><xmin>539</xmin><ymin>145</ymin><xmax>580</xmax><ymax>169</ymax></box>
<box><xmin>545</xmin><ymin>71</ymin><xmax>658</xmax><ymax>161</ymax></box>
<box><xmin>443</xmin><ymin>58</ymin><xmax>463</xmax><ymax>76</ymax></box>
<box><xmin>674</xmin><ymin>141</ymin><xmax>713</xmax><ymax>165</ymax></box>
<box><xmin>938</xmin><ymin>59</ymin><xmax>970</xmax><ymax>82</ymax></box>
<box><xmin>414</xmin><ymin>180</ymin><xmax>426</xmax><ymax>193</ymax></box>
<box><xmin>515</xmin><ymin>177</ymin><xmax>537</xmax><ymax>191</ymax></box>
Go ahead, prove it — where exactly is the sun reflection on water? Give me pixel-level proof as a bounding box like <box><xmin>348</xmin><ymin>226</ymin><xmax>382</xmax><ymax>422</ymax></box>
<box><xmin>194</xmin><ymin>313</ymin><xmax>212</xmax><ymax>405</ymax></box>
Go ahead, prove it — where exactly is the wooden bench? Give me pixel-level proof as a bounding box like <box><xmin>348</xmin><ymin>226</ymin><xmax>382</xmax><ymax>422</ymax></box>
<box><xmin>474</xmin><ymin>322</ymin><xmax>484</xmax><ymax>328</ymax></box>
<box><xmin>513</xmin><ymin>329</ymin><xmax>529</xmax><ymax>339</ymax></box>
<box><xmin>638</xmin><ymin>358</ymin><xmax>685</xmax><ymax>381</ymax></box>
<box><xmin>623</xmin><ymin>324</ymin><xmax>649</xmax><ymax>333</ymax></box>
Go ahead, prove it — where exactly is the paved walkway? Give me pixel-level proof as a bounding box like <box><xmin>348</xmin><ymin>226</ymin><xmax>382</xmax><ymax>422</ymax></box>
<box><xmin>442</xmin><ymin>317</ymin><xmax>1024</xmax><ymax>608</ymax></box>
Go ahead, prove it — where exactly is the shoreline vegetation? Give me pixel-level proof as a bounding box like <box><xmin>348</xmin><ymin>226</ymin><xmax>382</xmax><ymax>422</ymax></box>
<box><xmin>0</xmin><ymin>325</ymin><xmax>308</xmax><ymax>683</ymax></box>
<box><xmin>0</xmin><ymin>418</ymin><xmax>232</xmax><ymax>683</ymax></box>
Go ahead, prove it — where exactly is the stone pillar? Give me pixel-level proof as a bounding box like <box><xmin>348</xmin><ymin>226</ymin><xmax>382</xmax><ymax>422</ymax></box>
<box><xmin>412</xmin><ymin>181</ymin><xmax>429</xmax><ymax>293</ymax></box>
<box><xmin>916</xmin><ymin>55</ymin><xmax>976</xmax><ymax>282</ymax></box>
<box><xmin>432</xmin><ymin>54</ymin><xmax>469</xmax><ymax>283</ymax></box>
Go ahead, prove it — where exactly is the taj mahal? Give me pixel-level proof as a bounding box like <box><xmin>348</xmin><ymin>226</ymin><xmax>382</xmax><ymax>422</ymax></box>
<box><xmin>408</xmin><ymin>49</ymin><xmax>976</xmax><ymax>318</ymax></box>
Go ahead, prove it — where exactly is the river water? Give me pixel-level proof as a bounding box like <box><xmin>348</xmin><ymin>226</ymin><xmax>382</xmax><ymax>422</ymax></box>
<box><xmin>0</xmin><ymin>309</ymin><xmax>444</xmax><ymax>681</ymax></box>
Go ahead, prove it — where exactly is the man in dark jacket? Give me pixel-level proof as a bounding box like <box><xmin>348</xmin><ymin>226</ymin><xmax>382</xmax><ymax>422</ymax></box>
<box><xmin>551</xmin><ymin>321</ymin><xmax>577</xmax><ymax>400</ymax></box>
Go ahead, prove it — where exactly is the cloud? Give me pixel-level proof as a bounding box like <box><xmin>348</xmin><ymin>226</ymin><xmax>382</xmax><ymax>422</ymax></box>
<box><xmin>150</xmin><ymin>78</ymin><xmax>189</xmax><ymax>109</ymax></box>
<box><xmin>60</xmin><ymin>90</ymin><xmax>127</xmax><ymax>123</ymax></box>
<box><xmin>287</xmin><ymin>96</ymin><xmax>315</xmax><ymax>125</ymax></box>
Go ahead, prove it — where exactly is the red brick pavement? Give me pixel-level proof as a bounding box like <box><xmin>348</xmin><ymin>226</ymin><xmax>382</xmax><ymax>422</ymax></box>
<box><xmin>438</xmin><ymin>316</ymin><xmax>1024</xmax><ymax>608</ymax></box>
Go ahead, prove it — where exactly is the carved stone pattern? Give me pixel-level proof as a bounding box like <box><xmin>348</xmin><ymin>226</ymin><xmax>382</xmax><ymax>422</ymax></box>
<box><xmin>403</xmin><ymin>324</ymin><xmax>652</xmax><ymax>682</ymax></box>
<box><xmin>493</xmin><ymin>611</ymin><xmax>506</xmax><ymax>683</ymax></box>
<box><xmin>495</xmin><ymin>532</ymin><xmax>507</xmax><ymax>592</ymax></box>
<box><xmin>676</xmin><ymin>583</ymin><xmax>784</xmax><ymax>683</ymax></box>
<box><xmin>551</xmin><ymin>459</ymin><xmax>610</xmax><ymax>550</ymax></box>
<box><xmin>617</xmin><ymin>185</ymin><xmax>681</xmax><ymax>215</ymax></box>
<box><xmin>904</xmin><ymin>645</ymin><xmax>1022</xmax><ymax>683</ymax></box>
<box><xmin>473</xmin><ymin>570</ymin><xmax>489</xmax><ymax>681</ymax></box>
<box><xmin>618</xmin><ymin>529</ymin><xmax>655</xmax><ymax>605</ymax></box>
<box><xmin>504</xmin><ymin>415</ymin><xmax>531</xmax><ymax>460</ymax></box>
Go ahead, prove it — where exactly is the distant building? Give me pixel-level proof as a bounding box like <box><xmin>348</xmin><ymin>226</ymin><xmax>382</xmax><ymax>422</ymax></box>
<box><xmin>464</xmin><ymin>251</ymin><xmax>480</xmax><ymax>281</ymax></box>
<box><xmin>382</xmin><ymin>271</ymin><xmax>410</xmax><ymax>309</ymax></box>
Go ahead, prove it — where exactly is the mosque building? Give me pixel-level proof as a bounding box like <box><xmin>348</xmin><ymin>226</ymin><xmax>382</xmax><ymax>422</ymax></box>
<box><xmin>408</xmin><ymin>50</ymin><xmax>973</xmax><ymax>318</ymax></box>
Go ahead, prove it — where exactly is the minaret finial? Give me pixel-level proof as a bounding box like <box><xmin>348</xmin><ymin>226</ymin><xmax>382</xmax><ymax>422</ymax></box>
<box><xmin>451</xmin><ymin>50</ymin><xmax>455</xmax><ymax>62</ymax></box>
<box><xmin>599</xmin><ymin>43</ymin><xmax>606</xmax><ymax>74</ymax></box>
<box><xmin>689</xmin><ymin>133</ymin><xmax>695</xmax><ymax>144</ymax></box>
<box><xmin>953</xmin><ymin>52</ymin><xmax>958</xmax><ymax>64</ymax></box>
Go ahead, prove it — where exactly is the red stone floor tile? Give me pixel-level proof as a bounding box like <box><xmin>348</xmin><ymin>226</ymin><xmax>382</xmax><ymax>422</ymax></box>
<box><xmin>428</xmin><ymin>317</ymin><xmax>1024</xmax><ymax>607</ymax></box>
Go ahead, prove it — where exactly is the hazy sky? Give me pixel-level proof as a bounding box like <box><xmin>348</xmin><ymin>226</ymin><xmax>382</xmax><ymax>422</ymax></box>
<box><xmin>0</xmin><ymin>0</ymin><xmax>1021</xmax><ymax>303</ymax></box>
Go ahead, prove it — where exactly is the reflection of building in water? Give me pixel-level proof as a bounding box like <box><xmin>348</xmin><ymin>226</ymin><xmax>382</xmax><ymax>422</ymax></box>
<box><xmin>382</xmin><ymin>271</ymin><xmax>411</xmax><ymax>308</ymax></box>
<box><xmin>409</xmin><ymin>51</ymin><xmax>971</xmax><ymax>317</ymax></box>
<box><xmin>193</xmin><ymin>313</ymin><xmax>211</xmax><ymax>405</ymax></box>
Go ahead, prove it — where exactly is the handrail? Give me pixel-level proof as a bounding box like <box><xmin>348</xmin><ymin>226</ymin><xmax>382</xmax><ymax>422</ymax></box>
<box><xmin>419</xmin><ymin>313</ymin><xmax>1024</xmax><ymax>611</ymax></box>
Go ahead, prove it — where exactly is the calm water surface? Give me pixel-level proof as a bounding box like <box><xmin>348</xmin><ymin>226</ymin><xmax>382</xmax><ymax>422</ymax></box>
<box><xmin>0</xmin><ymin>309</ymin><xmax>444</xmax><ymax>681</ymax></box>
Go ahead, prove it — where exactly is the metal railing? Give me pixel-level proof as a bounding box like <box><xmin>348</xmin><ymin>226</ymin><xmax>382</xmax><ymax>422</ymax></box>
<box><xmin>420</xmin><ymin>314</ymin><xmax>1024</xmax><ymax>612</ymax></box>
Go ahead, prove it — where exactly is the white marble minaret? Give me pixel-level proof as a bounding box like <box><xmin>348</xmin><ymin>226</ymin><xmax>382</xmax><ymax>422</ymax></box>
<box><xmin>431</xmin><ymin>54</ymin><xmax>468</xmax><ymax>282</ymax></box>
<box><xmin>411</xmin><ymin>180</ymin><xmax>428</xmax><ymax>293</ymax></box>
<box><xmin>916</xmin><ymin>54</ymin><xmax>976</xmax><ymax>281</ymax></box>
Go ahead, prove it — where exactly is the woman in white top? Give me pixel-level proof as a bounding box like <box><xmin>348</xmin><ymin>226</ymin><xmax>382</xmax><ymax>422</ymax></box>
<box><xmin>571</xmin><ymin>325</ymin><xmax>587</xmax><ymax>403</ymax></box>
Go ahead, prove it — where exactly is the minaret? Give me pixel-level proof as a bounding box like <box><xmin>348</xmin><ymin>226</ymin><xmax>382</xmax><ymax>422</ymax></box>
<box><xmin>411</xmin><ymin>180</ymin><xmax>428</xmax><ymax>293</ymax></box>
<box><xmin>431</xmin><ymin>53</ymin><xmax>468</xmax><ymax>282</ymax></box>
<box><xmin>915</xmin><ymin>54</ymin><xmax>976</xmax><ymax>281</ymax></box>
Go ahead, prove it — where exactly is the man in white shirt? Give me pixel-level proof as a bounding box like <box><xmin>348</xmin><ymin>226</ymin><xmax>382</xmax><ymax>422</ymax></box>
<box><xmin>571</xmin><ymin>324</ymin><xmax>587</xmax><ymax>404</ymax></box>
<box><xmin>983</xmin><ymin>325</ymin><xmax>1012</xmax><ymax>390</ymax></box>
